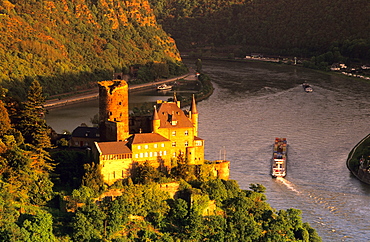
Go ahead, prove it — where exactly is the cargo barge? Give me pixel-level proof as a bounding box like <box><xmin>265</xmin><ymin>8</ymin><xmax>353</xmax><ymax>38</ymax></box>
<box><xmin>271</xmin><ymin>137</ymin><xmax>287</xmax><ymax>178</ymax></box>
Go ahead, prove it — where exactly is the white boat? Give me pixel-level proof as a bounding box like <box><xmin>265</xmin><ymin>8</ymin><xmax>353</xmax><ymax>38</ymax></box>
<box><xmin>271</xmin><ymin>137</ymin><xmax>287</xmax><ymax>178</ymax></box>
<box><xmin>157</xmin><ymin>83</ymin><xmax>172</xmax><ymax>90</ymax></box>
<box><xmin>302</xmin><ymin>83</ymin><xmax>313</xmax><ymax>93</ymax></box>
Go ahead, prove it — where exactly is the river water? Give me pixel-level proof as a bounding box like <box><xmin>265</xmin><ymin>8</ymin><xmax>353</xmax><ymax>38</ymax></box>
<box><xmin>46</xmin><ymin>59</ymin><xmax>370</xmax><ymax>241</ymax></box>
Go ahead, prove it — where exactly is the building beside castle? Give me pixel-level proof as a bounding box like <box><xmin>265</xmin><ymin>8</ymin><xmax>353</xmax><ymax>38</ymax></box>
<box><xmin>92</xmin><ymin>79</ymin><xmax>228</xmax><ymax>185</ymax></box>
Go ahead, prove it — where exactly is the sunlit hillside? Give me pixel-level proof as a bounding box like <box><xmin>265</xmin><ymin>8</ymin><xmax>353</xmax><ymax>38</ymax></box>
<box><xmin>0</xmin><ymin>0</ymin><xmax>182</xmax><ymax>98</ymax></box>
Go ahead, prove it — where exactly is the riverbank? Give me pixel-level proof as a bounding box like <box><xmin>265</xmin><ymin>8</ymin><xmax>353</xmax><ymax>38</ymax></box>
<box><xmin>346</xmin><ymin>134</ymin><xmax>370</xmax><ymax>185</ymax></box>
<box><xmin>44</xmin><ymin>72</ymin><xmax>196</xmax><ymax>109</ymax></box>
<box><xmin>44</xmin><ymin>71</ymin><xmax>212</xmax><ymax>110</ymax></box>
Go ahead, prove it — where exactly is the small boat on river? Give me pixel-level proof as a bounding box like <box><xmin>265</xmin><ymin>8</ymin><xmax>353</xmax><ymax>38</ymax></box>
<box><xmin>271</xmin><ymin>137</ymin><xmax>287</xmax><ymax>178</ymax></box>
<box><xmin>157</xmin><ymin>83</ymin><xmax>172</xmax><ymax>91</ymax></box>
<box><xmin>302</xmin><ymin>83</ymin><xmax>313</xmax><ymax>93</ymax></box>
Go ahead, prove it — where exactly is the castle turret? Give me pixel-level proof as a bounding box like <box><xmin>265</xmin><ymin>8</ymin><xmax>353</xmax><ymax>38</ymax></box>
<box><xmin>173</xmin><ymin>92</ymin><xmax>180</xmax><ymax>108</ymax></box>
<box><xmin>98</xmin><ymin>80</ymin><xmax>129</xmax><ymax>141</ymax></box>
<box><xmin>190</xmin><ymin>94</ymin><xmax>198</xmax><ymax>137</ymax></box>
<box><xmin>152</xmin><ymin>105</ymin><xmax>160</xmax><ymax>133</ymax></box>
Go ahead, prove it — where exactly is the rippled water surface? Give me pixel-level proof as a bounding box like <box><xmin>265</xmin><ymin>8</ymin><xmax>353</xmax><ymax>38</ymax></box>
<box><xmin>193</xmin><ymin>59</ymin><xmax>370</xmax><ymax>242</ymax></box>
<box><xmin>47</xmin><ymin>59</ymin><xmax>370</xmax><ymax>241</ymax></box>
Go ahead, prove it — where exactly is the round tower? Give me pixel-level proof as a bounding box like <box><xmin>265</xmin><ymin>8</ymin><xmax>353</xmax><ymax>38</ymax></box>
<box><xmin>98</xmin><ymin>80</ymin><xmax>129</xmax><ymax>141</ymax></box>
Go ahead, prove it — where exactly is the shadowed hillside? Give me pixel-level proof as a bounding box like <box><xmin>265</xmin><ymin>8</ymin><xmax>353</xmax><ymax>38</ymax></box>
<box><xmin>150</xmin><ymin>0</ymin><xmax>370</xmax><ymax>62</ymax></box>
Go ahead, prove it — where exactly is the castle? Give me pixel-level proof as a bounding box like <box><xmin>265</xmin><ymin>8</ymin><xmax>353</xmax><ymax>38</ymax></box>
<box><xmin>92</xmin><ymin>79</ymin><xmax>229</xmax><ymax>185</ymax></box>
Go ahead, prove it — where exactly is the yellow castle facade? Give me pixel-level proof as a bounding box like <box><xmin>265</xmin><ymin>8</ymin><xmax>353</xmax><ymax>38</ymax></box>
<box><xmin>92</xmin><ymin>79</ymin><xmax>227</xmax><ymax>185</ymax></box>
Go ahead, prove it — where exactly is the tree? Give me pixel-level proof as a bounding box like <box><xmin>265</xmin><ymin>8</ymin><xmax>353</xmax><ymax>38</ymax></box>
<box><xmin>171</xmin><ymin>153</ymin><xmax>195</xmax><ymax>181</ymax></box>
<box><xmin>18</xmin><ymin>80</ymin><xmax>51</xmax><ymax>150</ymax></box>
<box><xmin>72</xmin><ymin>203</ymin><xmax>106</xmax><ymax>241</ymax></box>
<box><xmin>19</xmin><ymin>211</ymin><xmax>56</xmax><ymax>242</ymax></box>
<box><xmin>0</xmin><ymin>101</ymin><xmax>11</xmax><ymax>137</ymax></box>
<box><xmin>132</xmin><ymin>160</ymin><xmax>160</xmax><ymax>184</ymax></box>
<box><xmin>82</xmin><ymin>162</ymin><xmax>105</xmax><ymax>195</ymax></box>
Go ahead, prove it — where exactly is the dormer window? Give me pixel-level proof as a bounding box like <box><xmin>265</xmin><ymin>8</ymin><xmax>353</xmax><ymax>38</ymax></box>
<box><xmin>172</xmin><ymin>131</ymin><xmax>176</xmax><ymax>136</ymax></box>
<box><xmin>167</xmin><ymin>113</ymin><xmax>178</xmax><ymax>126</ymax></box>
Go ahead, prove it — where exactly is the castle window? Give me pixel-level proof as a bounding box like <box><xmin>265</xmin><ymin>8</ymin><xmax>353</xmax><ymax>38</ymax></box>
<box><xmin>144</xmin><ymin>145</ymin><xmax>149</xmax><ymax>149</ymax></box>
<box><xmin>135</xmin><ymin>154</ymin><xmax>139</xmax><ymax>158</ymax></box>
<box><xmin>185</xmin><ymin>141</ymin><xmax>189</xmax><ymax>147</ymax></box>
<box><xmin>164</xmin><ymin>151</ymin><xmax>167</xmax><ymax>155</ymax></box>
<box><xmin>185</xmin><ymin>130</ymin><xmax>189</xmax><ymax>136</ymax></box>
<box><xmin>161</xmin><ymin>143</ymin><xmax>165</xmax><ymax>147</ymax></box>
<box><xmin>172</xmin><ymin>142</ymin><xmax>176</xmax><ymax>147</ymax></box>
<box><xmin>159</xmin><ymin>151</ymin><xmax>162</xmax><ymax>156</ymax></box>
<box><xmin>140</xmin><ymin>153</ymin><xmax>143</xmax><ymax>158</ymax></box>
<box><xmin>118</xmin><ymin>102</ymin><xmax>122</xmax><ymax>105</ymax></box>
<box><xmin>138</xmin><ymin>145</ymin><xmax>141</xmax><ymax>149</ymax></box>
<box><xmin>154</xmin><ymin>143</ymin><xmax>158</xmax><ymax>148</ymax></box>
<box><xmin>154</xmin><ymin>152</ymin><xmax>157</xmax><ymax>156</ymax></box>
<box><xmin>195</xmin><ymin>141</ymin><xmax>202</xmax><ymax>146</ymax></box>
<box><xmin>149</xmin><ymin>152</ymin><xmax>153</xmax><ymax>157</ymax></box>
<box><xmin>145</xmin><ymin>152</ymin><xmax>148</xmax><ymax>157</ymax></box>
<box><xmin>173</xmin><ymin>152</ymin><xmax>176</xmax><ymax>157</ymax></box>
<box><xmin>172</xmin><ymin>131</ymin><xmax>176</xmax><ymax>136</ymax></box>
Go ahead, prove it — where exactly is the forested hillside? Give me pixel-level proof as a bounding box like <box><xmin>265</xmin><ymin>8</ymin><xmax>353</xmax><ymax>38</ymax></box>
<box><xmin>0</xmin><ymin>0</ymin><xmax>183</xmax><ymax>98</ymax></box>
<box><xmin>150</xmin><ymin>0</ymin><xmax>370</xmax><ymax>61</ymax></box>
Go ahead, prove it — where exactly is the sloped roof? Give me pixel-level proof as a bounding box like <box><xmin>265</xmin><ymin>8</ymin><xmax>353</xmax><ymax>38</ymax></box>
<box><xmin>96</xmin><ymin>141</ymin><xmax>132</xmax><ymax>155</ymax></box>
<box><xmin>72</xmin><ymin>126</ymin><xmax>99</xmax><ymax>138</ymax></box>
<box><xmin>157</xmin><ymin>102</ymin><xmax>193</xmax><ymax>128</ymax></box>
<box><xmin>126</xmin><ymin>133</ymin><xmax>170</xmax><ymax>145</ymax></box>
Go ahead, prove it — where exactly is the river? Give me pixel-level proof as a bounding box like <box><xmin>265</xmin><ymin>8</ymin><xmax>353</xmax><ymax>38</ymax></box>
<box><xmin>46</xmin><ymin>59</ymin><xmax>370</xmax><ymax>241</ymax></box>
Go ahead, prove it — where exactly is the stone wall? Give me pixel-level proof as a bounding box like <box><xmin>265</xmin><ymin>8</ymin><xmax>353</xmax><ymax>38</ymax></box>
<box><xmin>98</xmin><ymin>80</ymin><xmax>129</xmax><ymax>141</ymax></box>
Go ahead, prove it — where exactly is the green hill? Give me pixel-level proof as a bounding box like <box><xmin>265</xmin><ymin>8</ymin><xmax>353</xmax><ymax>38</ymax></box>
<box><xmin>0</xmin><ymin>0</ymin><xmax>183</xmax><ymax>98</ymax></box>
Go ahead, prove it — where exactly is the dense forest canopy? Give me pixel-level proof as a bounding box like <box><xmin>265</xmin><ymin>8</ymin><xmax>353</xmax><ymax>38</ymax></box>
<box><xmin>149</xmin><ymin>0</ymin><xmax>370</xmax><ymax>62</ymax></box>
<box><xmin>0</xmin><ymin>0</ymin><xmax>184</xmax><ymax>99</ymax></box>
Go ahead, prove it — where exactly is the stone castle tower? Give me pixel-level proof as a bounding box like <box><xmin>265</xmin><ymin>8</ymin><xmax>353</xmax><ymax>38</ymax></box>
<box><xmin>98</xmin><ymin>80</ymin><xmax>129</xmax><ymax>142</ymax></box>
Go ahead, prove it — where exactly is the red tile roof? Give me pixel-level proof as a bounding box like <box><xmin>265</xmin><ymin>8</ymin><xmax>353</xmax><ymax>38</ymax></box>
<box><xmin>157</xmin><ymin>102</ymin><xmax>193</xmax><ymax>128</ymax></box>
<box><xmin>127</xmin><ymin>133</ymin><xmax>170</xmax><ymax>144</ymax></box>
<box><xmin>96</xmin><ymin>141</ymin><xmax>132</xmax><ymax>155</ymax></box>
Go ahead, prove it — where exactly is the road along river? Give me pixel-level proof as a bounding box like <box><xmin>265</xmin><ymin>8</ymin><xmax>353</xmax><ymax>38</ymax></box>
<box><xmin>46</xmin><ymin>59</ymin><xmax>370</xmax><ymax>241</ymax></box>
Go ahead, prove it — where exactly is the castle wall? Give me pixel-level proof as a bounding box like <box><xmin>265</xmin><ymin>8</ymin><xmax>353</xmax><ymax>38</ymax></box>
<box><xmin>131</xmin><ymin>141</ymin><xmax>172</xmax><ymax>170</ymax></box>
<box><xmin>100</xmin><ymin>156</ymin><xmax>133</xmax><ymax>185</ymax></box>
<box><xmin>213</xmin><ymin>160</ymin><xmax>230</xmax><ymax>180</ymax></box>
